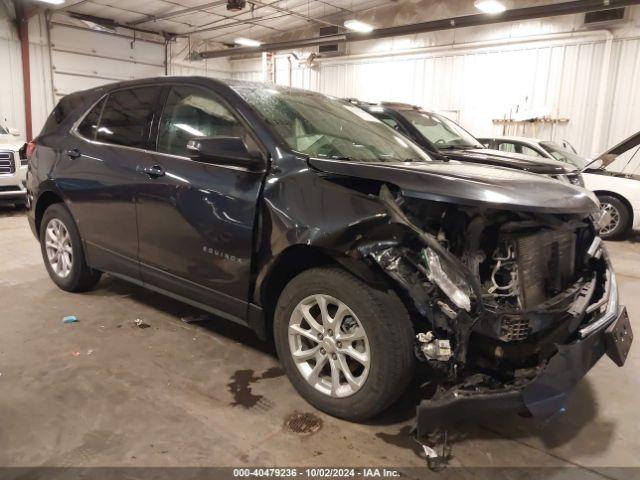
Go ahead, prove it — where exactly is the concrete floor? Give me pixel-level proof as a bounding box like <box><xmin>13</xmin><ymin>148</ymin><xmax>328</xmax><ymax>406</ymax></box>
<box><xmin>1</xmin><ymin>206</ymin><xmax>639</xmax><ymax>474</ymax></box>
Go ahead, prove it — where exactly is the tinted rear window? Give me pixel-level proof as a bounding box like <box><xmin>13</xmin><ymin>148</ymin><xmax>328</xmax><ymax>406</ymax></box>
<box><xmin>77</xmin><ymin>98</ymin><xmax>105</xmax><ymax>140</ymax></box>
<box><xmin>96</xmin><ymin>87</ymin><xmax>158</xmax><ymax>149</ymax></box>
<box><xmin>41</xmin><ymin>94</ymin><xmax>84</xmax><ymax>135</ymax></box>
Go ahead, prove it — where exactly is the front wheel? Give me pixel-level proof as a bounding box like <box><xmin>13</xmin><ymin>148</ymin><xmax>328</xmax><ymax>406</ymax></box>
<box><xmin>598</xmin><ymin>195</ymin><xmax>631</xmax><ymax>240</ymax></box>
<box><xmin>39</xmin><ymin>203</ymin><xmax>101</xmax><ymax>292</ymax></box>
<box><xmin>274</xmin><ymin>267</ymin><xmax>415</xmax><ymax>421</ymax></box>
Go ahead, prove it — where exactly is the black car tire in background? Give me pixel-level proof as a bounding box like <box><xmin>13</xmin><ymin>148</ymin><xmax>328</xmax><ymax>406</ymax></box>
<box><xmin>597</xmin><ymin>194</ymin><xmax>631</xmax><ymax>240</ymax></box>
<box><xmin>273</xmin><ymin>267</ymin><xmax>415</xmax><ymax>421</ymax></box>
<box><xmin>39</xmin><ymin>203</ymin><xmax>102</xmax><ymax>292</ymax></box>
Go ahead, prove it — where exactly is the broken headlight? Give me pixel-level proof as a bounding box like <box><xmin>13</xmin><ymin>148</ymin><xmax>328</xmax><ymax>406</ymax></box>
<box><xmin>421</xmin><ymin>247</ymin><xmax>472</xmax><ymax>312</ymax></box>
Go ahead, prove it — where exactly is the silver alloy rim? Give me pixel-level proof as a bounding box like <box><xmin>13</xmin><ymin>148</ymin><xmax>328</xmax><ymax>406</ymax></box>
<box><xmin>600</xmin><ymin>203</ymin><xmax>620</xmax><ymax>236</ymax></box>
<box><xmin>45</xmin><ymin>218</ymin><xmax>73</xmax><ymax>278</ymax></box>
<box><xmin>288</xmin><ymin>294</ymin><xmax>370</xmax><ymax>398</ymax></box>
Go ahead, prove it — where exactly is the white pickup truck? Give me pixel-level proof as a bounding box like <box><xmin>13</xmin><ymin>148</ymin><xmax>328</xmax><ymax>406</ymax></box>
<box><xmin>0</xmin><ymin>125</ymin><xmax>27</xmax><ymax>207</ymax></box>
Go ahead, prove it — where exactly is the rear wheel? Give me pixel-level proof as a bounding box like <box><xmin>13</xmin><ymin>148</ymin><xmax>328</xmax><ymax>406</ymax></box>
<box><xmin>274</xmin><ymin>267</ymin><xmax>415</xmax><ymax>420</ymax></box>
<box><xmin>40</xmin><ymin>203</ymin><xmax>101</xmax><ymax>292</ymax></box>
<box><xmin>598</xmin><ymin>195</ymin><xmax>631</xmax><ymax>240</ymax></box>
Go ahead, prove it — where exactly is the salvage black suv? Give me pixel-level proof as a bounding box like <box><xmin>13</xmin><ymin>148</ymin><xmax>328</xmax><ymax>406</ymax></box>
<box><xmin>27</xmin><ymin>77</ymin><xmax>632</xmax><ymax>434</ymax></box>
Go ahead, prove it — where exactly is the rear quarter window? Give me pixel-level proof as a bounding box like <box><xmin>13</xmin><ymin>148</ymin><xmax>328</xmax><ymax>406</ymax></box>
<box><xmin>40</xmin><ymin>94</ymin><xmax>85</xmax><ymax>136</ymax></box>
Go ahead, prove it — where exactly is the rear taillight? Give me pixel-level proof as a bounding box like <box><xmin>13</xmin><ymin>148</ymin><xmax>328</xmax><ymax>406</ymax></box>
<box><xmin>25</xmin><ymin>141</ymin><xmax>36</xmax><ymax>160</ymax></box>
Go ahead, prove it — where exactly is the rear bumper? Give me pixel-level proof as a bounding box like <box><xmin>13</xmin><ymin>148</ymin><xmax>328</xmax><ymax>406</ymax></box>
<box><xmin>415</xmin><ymin>305</ymin><xmax>632</xmax><ymax>437</ymax></box>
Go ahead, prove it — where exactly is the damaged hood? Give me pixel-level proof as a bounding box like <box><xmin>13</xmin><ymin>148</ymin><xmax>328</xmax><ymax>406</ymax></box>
<box><xmin>310</xmin><ymin>158</ymin><xmax>599</xmax><ymax>214</ymax></box>
<box><xmin>441</xmin><ymin>148</ymin><xmax>574</xmax><ymax>175</ymax></box>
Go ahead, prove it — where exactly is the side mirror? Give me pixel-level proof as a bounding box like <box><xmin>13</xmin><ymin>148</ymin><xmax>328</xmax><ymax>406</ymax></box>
<box><xmin>186</xmin><ymin>137</ymin><xmax>265</xmax><ymax>171</ymax></box>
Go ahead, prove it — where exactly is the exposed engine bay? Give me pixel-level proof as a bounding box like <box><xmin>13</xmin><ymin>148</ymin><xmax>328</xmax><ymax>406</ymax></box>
<box><xmin>359</xmin><ymin>185</ymin><xmax>620</xmax><ymax>417</ymax></box>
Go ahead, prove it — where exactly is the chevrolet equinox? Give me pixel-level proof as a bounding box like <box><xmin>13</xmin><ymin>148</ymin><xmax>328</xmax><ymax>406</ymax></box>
<box><xmin>26</xmin><ymin>77</ymin><xmax>633</xmax><ymax>434</ymax></box>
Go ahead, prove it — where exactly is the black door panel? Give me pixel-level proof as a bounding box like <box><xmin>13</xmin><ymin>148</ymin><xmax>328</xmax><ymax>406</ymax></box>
<box><xmin>136</xmin><ymin>85</ymin><xmax>266</xmax><ymax>318</ymax></box>
<box><xmin>56</xmin><ymin>86</ymin><xmax>160</xmax><ymax>279</ymax></box>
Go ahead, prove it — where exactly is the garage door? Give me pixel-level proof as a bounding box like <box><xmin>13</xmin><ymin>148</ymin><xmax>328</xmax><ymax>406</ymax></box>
<box><xmin>49</xmin><ymin>23</ymin><xmax>165</xmax><ymax>100</ymax></box>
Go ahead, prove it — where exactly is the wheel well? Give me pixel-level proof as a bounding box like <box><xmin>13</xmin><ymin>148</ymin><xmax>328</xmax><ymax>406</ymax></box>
<box><xmin>594</xmin><ymin>190</ymin><xmax>633</xmax><ymax>224</ymax></box>
<box><xmin>35</xmin><ymin>191</ymin><xmax>64</xmax><ymax>239</ymax></box>
<box><xmin>259</xmin><ymin>246</ymin><xmax>338</xmax><ymax>334</ymax></box>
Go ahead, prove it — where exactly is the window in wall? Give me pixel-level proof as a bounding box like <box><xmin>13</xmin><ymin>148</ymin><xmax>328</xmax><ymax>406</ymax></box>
<box><xmin>157</xmin><ymin>86</ymin><xmax>245</xmax><ymax>157</ymax></box>
<box><xmin>76</xmin><ymin>98</ymin><xmax>105</xmax><ymax>140</ymax></box>
<box><xmin>96</xmin><ymin>87</ymin><xmax>158</xmax><ymax>149</ymax></box>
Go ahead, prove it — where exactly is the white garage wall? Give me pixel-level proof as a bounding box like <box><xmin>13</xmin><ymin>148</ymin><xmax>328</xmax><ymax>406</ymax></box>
<box><xmin>2</xmin><ymin>2</ymin><xmax>639</xmax><ymax>172</ymax></box>
<box><xmin>238</xmin><ymin>31</ymin><xmax>639</xmax><ymax>164</ymax></box>
<box><xmin>231</xmin><ymin>7</ymin><xmax>640</xmax><ymax>170</ymax></box>
<box><xmin>48</xmin><ymin>22</ymin><xmax>165</xmax><ymax>97</ymax></box>
<box><xmin>0</xmin><ymin>10</ymin><xmax>232</xmax><ymax>141</ymax></box>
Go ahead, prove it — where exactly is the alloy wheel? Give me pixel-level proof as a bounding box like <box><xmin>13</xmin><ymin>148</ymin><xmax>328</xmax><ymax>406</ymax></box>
<box><xmin>45</xmin><ymin>218</ymin><xmax>73</xmax><ymax>278</ymax></box>
<box><xmin>600</xmin><ymin>203</ymin><xmax>620</xmax><ymax>236</ymax></box>
<box><xmin>288</xmin><ymin>294</ymin><xmax>370</xmax><ymax>398</ymax></box>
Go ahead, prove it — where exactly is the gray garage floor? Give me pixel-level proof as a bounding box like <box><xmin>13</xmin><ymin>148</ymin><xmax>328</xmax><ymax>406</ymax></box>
<box><xmin>1</xmin><ymin>207</ymin><xmax>639</xmax><ymax>474</ymax></box>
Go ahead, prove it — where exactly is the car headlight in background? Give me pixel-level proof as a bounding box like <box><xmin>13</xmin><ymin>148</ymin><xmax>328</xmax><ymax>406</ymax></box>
<box><xmin>421</xmin><ymin>247</ymin><xmax>472</xmax><ymax>311</ymax></box>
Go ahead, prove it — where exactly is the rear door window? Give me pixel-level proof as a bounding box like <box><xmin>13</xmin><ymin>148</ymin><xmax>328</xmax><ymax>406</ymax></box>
<box><xmin>96</xmin><ymin>87</ymin><xmax>159</xmax><ymax>149</ymax></box>
<box><xmin>77</xmin><ymin>98</ymin><xmax>105</xmax><ymax>140</ymax></box>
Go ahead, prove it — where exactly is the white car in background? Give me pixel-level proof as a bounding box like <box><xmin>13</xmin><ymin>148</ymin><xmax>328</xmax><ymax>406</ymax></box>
<box><xmin>479</xmin><ymin>133</ymin><xmax>640</xmax><ymax>240</ymax></box>
<box><xmin>0</xmin><ymin>125</ymin><xmax>27</xmax><ymax>207</ymax></box>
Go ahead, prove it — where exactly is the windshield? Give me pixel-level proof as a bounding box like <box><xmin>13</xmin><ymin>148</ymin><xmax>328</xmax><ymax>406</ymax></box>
<box><xmin>399</xmin><ymin>110</ymin><xmax>483</xmax><ymax>149</ymax></box>
<box><xmin>540</xmin><ymin>141</ymin><xmax>588</xmax><ymax>168</ymax></box>
<box><xmin>234</xmin><ymin>86</ymin><xmax>432</xmax><ymax>163</ymax></box>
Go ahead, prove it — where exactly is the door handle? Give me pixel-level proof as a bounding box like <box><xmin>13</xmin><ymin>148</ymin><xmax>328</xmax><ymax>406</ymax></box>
<box><xmin>65</xmin><ymin>148</ymin><xmax>81</xmax><ymax>159</ymax></box>
<box><xmin>139</xmin><ymin>164</ymin><xmax>165</xmax><ymax>179</ymax></box>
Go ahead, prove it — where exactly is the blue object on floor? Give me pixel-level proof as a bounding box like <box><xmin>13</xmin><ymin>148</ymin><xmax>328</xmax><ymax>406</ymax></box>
<box><xmin>63</xmin><ymin>316</ymin><xmax>78</xmax><ymax>324</ymax></box>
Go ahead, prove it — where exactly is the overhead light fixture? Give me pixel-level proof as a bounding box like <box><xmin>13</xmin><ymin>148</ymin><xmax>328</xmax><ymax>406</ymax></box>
<box><xmin>474</xmin><ymin>0</ymin><xmax>506</xmax><ymax>14</ymax></box>
<box><xmin>235</xmin><ymin>37</ymin><xmax>261</xmax><ymax>47</ymax></box>
<box><xmin>344</xmin><ymin>19</ymin><xmax>374</xmax><ymax>33</ymax></box>
<box><xmin>34</xmin><ymin>0</ymin><xmax>65</xmax><ymax>4</ymax></box>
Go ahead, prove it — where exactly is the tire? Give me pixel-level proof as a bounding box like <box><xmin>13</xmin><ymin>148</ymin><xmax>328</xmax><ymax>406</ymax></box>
<box><xmin>39</xmin><ymin>203</ymin><xmax>101</xmax><ymax>292</ymax></box>
<box><xmin>597</xmin><ymin>195</ymin><xmax>631</xmax><ymax>240</ymax></box>
<box><xmin>274</xmin><ymin>267</ymin><xmax>415</xmax><ymax>421</ymax></box>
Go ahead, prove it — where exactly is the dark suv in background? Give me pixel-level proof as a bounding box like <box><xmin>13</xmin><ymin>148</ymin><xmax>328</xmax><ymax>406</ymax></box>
<box><xmin>350</xmin><ymin>100</ymin><xmax>584</xmax><ymax>187</ymax></box>
<box><xmin>27</xmin><ymin>78</ymin><xmax>632</xmax><ymax>435</ymax></box>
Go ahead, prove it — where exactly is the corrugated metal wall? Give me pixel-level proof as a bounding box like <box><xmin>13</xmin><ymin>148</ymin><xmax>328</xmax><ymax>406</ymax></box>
<box><xmin>258</xmin><ymin>32</ymin><xmax>640</xmax><ymax>164</ymax></box>
<box><xmin>1</xmin><ymin>6</ymin><xmax>639</xmax><ymax>170</ymax></box>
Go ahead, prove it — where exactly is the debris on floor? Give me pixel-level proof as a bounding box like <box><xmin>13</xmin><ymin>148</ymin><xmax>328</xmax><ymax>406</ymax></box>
<box><xmin>415</xmin><ymin>429</ymin><xmax>452</xmax><ymax>471</ymax></box>
<box><xmin>71</xmin><ymin>351</ymin><xmax>81</xmax><ymax>357</ymax></box>
<box><xmin>133</xmin><ymin>318</ymin><xmax>151</xmax><ymax>329</ymax></box>
<box><xmin>87</xmin><ymin>349</ymin><xmax>94</xmax><ymax>356</ymax></box>
<box><xmin>62</xmin><ymin>315</ymin><xmax>78</xmax><ymax>324</ymax></box>
<box><xmin>180</xmin><ymin>314</ymin><xmax>210</xmax><ymax>324</ymax></box>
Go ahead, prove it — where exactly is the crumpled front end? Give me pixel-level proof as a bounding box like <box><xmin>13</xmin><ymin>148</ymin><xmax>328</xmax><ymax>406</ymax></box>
<box><xmin>357</xmin><ymin>186</ymin><xmax>633</xmax><ymax>436</ymax></box>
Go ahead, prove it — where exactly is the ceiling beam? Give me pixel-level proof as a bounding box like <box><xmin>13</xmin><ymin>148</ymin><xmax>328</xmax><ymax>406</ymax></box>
<box><xmin>196</xmin><ymin>0</ymin><xmax>640</xmax><ymax>59</ymax></box>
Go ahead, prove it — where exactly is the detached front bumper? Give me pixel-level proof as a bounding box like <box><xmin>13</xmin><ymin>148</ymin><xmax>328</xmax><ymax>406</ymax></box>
<box><xmin>415</xmin><ymin>302</ymin><xmax>633</xmax><ymax>437</ymax></box>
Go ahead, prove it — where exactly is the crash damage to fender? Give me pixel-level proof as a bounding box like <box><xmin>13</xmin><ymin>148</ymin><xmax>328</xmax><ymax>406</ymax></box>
<box><xmin>253</xmin><ymin>154</ymin><xmax>633</xmax><ymax>439</ymax></box>
<box><xmin>285</xmin><ymin>157</ymin><xmax>634</xmax><ymax>437</ymax></box>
